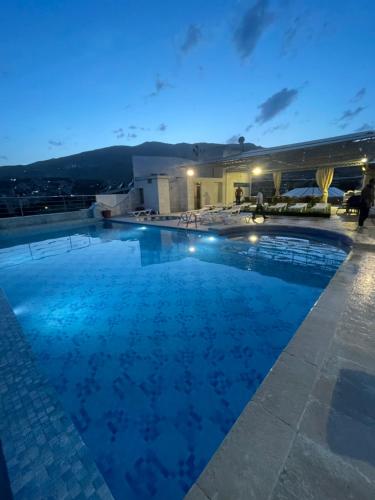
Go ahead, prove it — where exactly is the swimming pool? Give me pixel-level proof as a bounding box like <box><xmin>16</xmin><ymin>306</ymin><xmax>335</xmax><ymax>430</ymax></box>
<box><xmin>0</xmin><ymin>222</ymin><xmax>348</xmax><ymax>499</ymax></box>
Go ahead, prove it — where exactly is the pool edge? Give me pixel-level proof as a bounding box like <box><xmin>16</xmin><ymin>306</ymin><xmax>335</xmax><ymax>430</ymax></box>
<box><xmin>185</xmin><ymin>239</ymin><xmax>375</xmax><ymax>499</ymax></box>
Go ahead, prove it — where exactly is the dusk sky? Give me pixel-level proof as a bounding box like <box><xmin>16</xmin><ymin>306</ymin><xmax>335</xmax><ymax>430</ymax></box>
<box><xmin>1</xmin><ymin>0</ymin><xmax>374</xmax><ymax>165</ymax></box>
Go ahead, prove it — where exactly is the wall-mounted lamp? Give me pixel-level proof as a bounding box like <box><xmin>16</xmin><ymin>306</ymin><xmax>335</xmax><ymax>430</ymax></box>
<box><xmin>187</xmin><ymin>169</ymin><xmax>195</xmax><ymax>177</ymax></box>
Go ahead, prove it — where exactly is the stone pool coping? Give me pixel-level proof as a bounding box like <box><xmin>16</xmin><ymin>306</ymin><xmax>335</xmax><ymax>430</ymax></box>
<box><xmin>185</xmin><ymin>238</ymin><xmax>375</xmax><ymax>498</ymax></box>
<box><xmin>0</xmin><ymin>290</ymin><xmax>114</xmax><ymax>499</ymax></box>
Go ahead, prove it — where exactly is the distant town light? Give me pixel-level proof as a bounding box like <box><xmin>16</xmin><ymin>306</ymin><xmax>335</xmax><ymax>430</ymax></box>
<box><xmin>188</xmin><ymin>246</ymin><xmax>196</xmax><ymax>253</ymax></box>
<box><xmin>44</xmin><ymin>206</ymin><xmax>48</xmax><ymax>209</ymax></box>
<box><xmin>252</xmin><ymin>166</ymin><xmax>262</xmax><ymax>175</ymax></box>
<box><xmin>248</xmin><ymin>234</ymin><xmax>258</xmax><ymax>243</ymax></box>
<box><xmin>186</xmin><ymin>169</ymin><xmax>195</xmax><ymax>177</ymax></box>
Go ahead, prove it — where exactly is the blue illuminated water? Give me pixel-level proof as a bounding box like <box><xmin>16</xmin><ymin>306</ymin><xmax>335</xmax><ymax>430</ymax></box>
<box><xmin>0</xmin><ymin>222</ymin><xmax>347</xmax><ymax>499</ymax></box>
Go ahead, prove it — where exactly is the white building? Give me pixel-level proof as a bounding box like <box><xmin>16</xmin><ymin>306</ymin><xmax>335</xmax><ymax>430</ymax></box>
<box><xmin>96</xmin><ymin>131</ymin><xmax>375</xmax><ymax>216</ymax></box>
<box><xmin>132</xmin><ymin>156</ymin><xmax>231</xmax><ymax>214</ymax></box>
<box><xmin>128</xmin><ymin>131</ymin><xmax>375</xmax><ymax>214</ymax></box>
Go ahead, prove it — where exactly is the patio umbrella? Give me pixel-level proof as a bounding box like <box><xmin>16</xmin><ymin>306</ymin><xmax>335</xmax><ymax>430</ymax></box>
<box><xmin>282</xmin><ymin>187</ymin><xmax>345</xmax><ymax>198</ymax></box>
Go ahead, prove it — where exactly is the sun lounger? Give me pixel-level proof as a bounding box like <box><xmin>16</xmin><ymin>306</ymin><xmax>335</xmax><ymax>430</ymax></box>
<box><xmin>128</xmin><ymin>208</ymin><xmax>153</xmax><ymax>218</ymax></box>
<box><xmin>310</xmin><ymin>203</ymin><xmax>330</xmax><ymax>213</ymax></box>
<box><xmin>268</xmin><ymin>203</ymin><xmax>287</xmax><ymax>212</ymax></box>
<box><xmin>199</xmin><ymin>207</ymin><xmax>225</xmax><ymax>224</ymax></box>
<box><xmin>288</xmin><ymin>203</ymin><xmax>308</xmax><ymax>212</ymax></box>
<box><xmin>220</xmin><ymin>206</ymin><xmax>242</xmax><ymax>224</ymax></box>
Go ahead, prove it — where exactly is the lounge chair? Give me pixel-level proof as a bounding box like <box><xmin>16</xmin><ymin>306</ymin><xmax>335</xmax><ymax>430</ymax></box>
<box><xmin>310</xmin><ymin>203</ymin><xmax>330</xmax><ymax>214</ymax></box>
<box><xmin>199</xmin><ymin>208</ymin><xmax>225</xmax><ymax>224</ymax></box>
<box><xmin>288</xmin><ymin>203</ymin><xmax>308</xmax><ymax>212</ymax></box>
<box><xmin>220</xmin><ymin>206</ymin><xmax>242</xmax><ymax>224</ymax></box>
<box><xmin>128</xmin><ymin>208</ymin><xmax>153</xmax><ymax>218</ymax></box>
<box><xmin>268</xmin><ymin>203</ymin><xmax>287</xmax><ymax>212</ymax></box>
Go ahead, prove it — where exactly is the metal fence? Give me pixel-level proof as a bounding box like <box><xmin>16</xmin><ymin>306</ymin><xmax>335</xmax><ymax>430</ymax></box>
<box><xmin>0</xmin><ymin>195</ymin><xmax>96</xmax><ymax>218</ymax></box>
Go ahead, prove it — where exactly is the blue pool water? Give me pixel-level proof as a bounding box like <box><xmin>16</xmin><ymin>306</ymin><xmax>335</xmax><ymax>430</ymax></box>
<box><xmin>0</xmin><ymin>222</ymin><xmax>347</xmax><ymax>499</ymax></box>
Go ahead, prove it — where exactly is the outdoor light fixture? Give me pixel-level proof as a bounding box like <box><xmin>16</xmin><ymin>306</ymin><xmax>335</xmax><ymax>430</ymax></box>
<box><xmin>187</xmin><ymin>169</ymin><xmax>195</xmax><ymax>177</ymax></box>
<box><xmin>360</xmin><ymin>157</ymin><xmax>368</xmax><ymax>164</ymax></box>
<box><xmin>252</xmin><ymin>166</ymin><xmax>262</xmax><ymax>175</ymax></box>
<box><xmin>248</xmin><ymin>234</ymin><xmax>258</xmax><ymax>243</ymax></box>
<box><xmin>188</xmin><ymin>246</ymin><xmax>196</xmax><ymax>253</ymax></box>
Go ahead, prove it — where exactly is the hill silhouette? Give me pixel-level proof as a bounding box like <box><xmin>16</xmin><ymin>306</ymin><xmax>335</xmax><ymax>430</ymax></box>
<box><xmin>0</xmin><ymin>141</ymin><xmax>258</xmax><ymax>185</ymax></box>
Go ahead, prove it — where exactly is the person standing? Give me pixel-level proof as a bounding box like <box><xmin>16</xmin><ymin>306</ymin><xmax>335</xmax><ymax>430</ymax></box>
<box><xmin>235</xmin><ymin>186</ymin><xmax>243</xmax><ymax>205</ymax></box>
<box><xmin>358</xmin><ymin>178</ymin><xmax>375</xmax><ymax>228</ymax></box>
<box><xmin>252</xmin><ymin>190</ymin><xmax>266</xmax><ymax>221</ymax></box>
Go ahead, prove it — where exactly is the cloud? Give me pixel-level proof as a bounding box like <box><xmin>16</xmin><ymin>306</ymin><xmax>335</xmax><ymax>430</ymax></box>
<box><xmin>128</xmin><ymin>125</ymin><xmax>150</xmax><ymax>131</ymax></box>
<box><xmin>226</xmin><ymin>134</ymin><xmax>241</xmax><ymax>144</ymax></box>
<box><xmin>356</xmin><ymin>123</ymin><xmax>373</xmax><ymax>132</ymax></box>
<box><xmin>48</xmin><ymin>139</ymin><xmax>63</xmax><ymax>146</ymax></box>
<box><xmin>0</xmin><ymin>154</ymin><xmax>8</xmax><ymax>160</ymax></box>
<box><xmin>351</xmin><ymin>88</ymin><xmax>366</xmax><ymax>103</ymax></box>
<box><xmin>337</xmin><ymin>106</ymin><xmax>365</xmax><ymax>123</ymax></box>
<box><xmin>256</xmin><ymin>87</ymin><xmax>298</xmax><ymax>124</ymax></box>
<box><xmin>181</xmin><ymin>24</ymin><xmax>202</xmax><ymax>54</ymax></box>
<box><xmin>113</xmin><ymin>128</ymin><xmax>125</xmax><ymax>139</ymax></box>
<box><xmin>281</xmin><ymin>16</ymin><xmax>300</xmax><ymax>55</ymax></box>
<box><xmin>245</xmin><ymin>124</ymin><xmax>253</xmax><ymax>132</ymax></box>
<box><xmin>127</xmin><ymin>133</ymin><xmax>137</xmax><ymax>139</ymax></box>
<box><xmin>158</xmin><ymin>123</ymin><xmax>167</xmax><ymax>132</ymax></box>
<box><xmin>263</xmin><ymin>122</ymin><xmax>289</xmax><ymax>135</ymax></box>
<box><xmin>233</xmin><ymin>0</ymin><xmax>275</xmax><ymax>60</ymax></box>
<box><xmin>148</xmin><ymin>75</ymin><xmax>173</xmax><ymax>98</ymax></box>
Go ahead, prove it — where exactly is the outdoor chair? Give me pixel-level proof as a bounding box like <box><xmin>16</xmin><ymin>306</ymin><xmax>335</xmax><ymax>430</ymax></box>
<box><xmin>288</xmin><ymin>203</ymin><xmax>308</xmax><ymax>212</ymax></box>
<box><xmin>310</xmin><ymin>202</ymin><xmax>330</xmax><ymax>214</ymax></box>
<box><xmin>128</xmin><ymin>208</ymin><xmax>153</xmax><ymax>218</ymax></box>
<box><xmin>268</xmin><ymin>203</ymin><xmax>287</xmax><ymax>212</ymax></box>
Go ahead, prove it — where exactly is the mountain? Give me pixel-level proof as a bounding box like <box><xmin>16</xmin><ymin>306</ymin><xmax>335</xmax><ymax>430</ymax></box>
<box><xmin>0</xmin><ymin>141</ymin><xmax>259</xmax><ymax>186</ymax></box>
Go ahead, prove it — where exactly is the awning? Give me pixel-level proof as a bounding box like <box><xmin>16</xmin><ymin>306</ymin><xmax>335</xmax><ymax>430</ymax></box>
<box><xmin>197</xmin><ymin>131</ymin><xmax>375</xmax><ymax>173</ymax></box>
<box><xmin>283</xmin><ymin>187</ymin><xmax>345</xmax><ymax>198</ymax></box>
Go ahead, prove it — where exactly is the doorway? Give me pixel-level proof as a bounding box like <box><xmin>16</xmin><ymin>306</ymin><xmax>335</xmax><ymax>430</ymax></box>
<box><xmin>194</xmin><ymin>183</ymin><xmax>201</xmax><ymax>209</ymax></box>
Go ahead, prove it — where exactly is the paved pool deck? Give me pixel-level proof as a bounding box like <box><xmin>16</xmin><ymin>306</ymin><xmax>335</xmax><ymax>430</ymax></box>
<box><xmin>113</xmin><ymin>213</ymin><xmax>375</xmax><ymax>499</ymax></box>
<box><xmin>1</xmin><ymin>213</ymin><xmax>374</xmax><ymax>499</ymax></box>
<box><xmin>111</xmin><ymin>212</ymin><xmax>375</xmax><ymax>248</ymax></box>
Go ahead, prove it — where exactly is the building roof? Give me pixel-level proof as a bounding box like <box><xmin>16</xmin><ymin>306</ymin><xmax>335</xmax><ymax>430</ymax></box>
<box><xmin>198</xmin><ymin>131</ymin><xmax>375</xmax><ymax>173</ymax></box>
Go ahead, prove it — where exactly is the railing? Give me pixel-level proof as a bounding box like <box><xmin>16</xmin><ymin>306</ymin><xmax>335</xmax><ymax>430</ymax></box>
<box><xmin>0</xmin><ymin>195</ymin><xmax>96</xmax><ymax>219</ymax></box>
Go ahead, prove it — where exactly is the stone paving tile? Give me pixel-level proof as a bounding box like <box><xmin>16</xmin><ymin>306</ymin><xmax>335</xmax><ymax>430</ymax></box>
<box><xmin>0</xmin><ymin>290</ymin><xmax>114</xmax><ymax>500</ymax></box>
<box><xmin>184</xmin><ymin>484</ymin><xmax>210</xmax><ymax>500</ymax></box>
<box><xmin>253</xmin><ymin>352</ymin><xmax>317</xmax><ymax>428</ymax></box>
<box><xmin>300</xmin><ymin>397</ymin><xmax>375</xmax><ymax>483</ymax></box>
<box><xmin>271</xmin><ymin>435</ymin><xmax>375</xmax><ymax>500</ymax></box>
<box><xmin>196</xmin><ymin>401</ymin><xmax>295</xmax><ymax>500</ymax></box>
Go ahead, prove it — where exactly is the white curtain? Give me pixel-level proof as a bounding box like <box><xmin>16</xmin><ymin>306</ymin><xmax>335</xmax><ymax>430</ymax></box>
<box><xmin>316</xmin><ymin>167</ymin><xmax>334</xmax><ymax>202</ymax></box>
<box><xmin>273</xmin><ymin>172</ymin><xmax>282</xmax><ymax>197</ymax></box>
